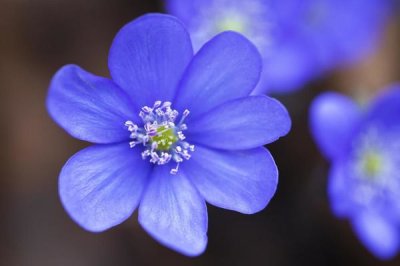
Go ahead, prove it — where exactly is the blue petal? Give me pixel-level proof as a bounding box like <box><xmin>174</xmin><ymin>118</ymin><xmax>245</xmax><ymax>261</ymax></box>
<box><xmin>108</xmin><ymin>14</ymin><xmax>193</xmax><ymax>110</ymax></box>
<box><xmin>138</xmin><ymin>165</ymin><xmax>208</xmax><ymax>256</ymax></box>
<box><xmin>182</xmin><ymin>146</ymin><xmax>278</xmax><ymax>214</ymax></box>
<box><xmin>306</xmin><ymin>0</ymin><xmax>389</xmax><ymax>68</ymax></box>
<box><xmin>328</xmin><ymin>160</ymin><xmax>354</xmax><ymax>218</ymax></box>
<box><xmin>187</xmin><ymin>96</ymin><xmax>291</xmax><ymax>150</ymax></box>
<box><xmin>254</xmin><ymin>41</ymin><xmax>318</xmax><ymax>94</ymax></box>
<box><xmin>310</xmin><ymin>92</ymin><xmax>361</xmax><ymax>159</ymax></box>
<box><xmin>271</xmin><ymin>0</ymin><xmax>389</xmax><ymax>71</ymax></box>
<box><xmin>165</xmin><ymin>0</ymin><xmax>210</xmax><ymax>25</ymax></box>
<box><xmin>47</xmin><ymin>65</ymin><xmax>137</xmax><ymax>144</ymax></box>
<box><xmin>352</xmin><ymin>211</ymin><xmax>400</xmax><ymax>260</ymax></box>
<box><xmin>59</xmin><ymin>144</ymin><xmax>151</xmax><ymax>232</ymax></box>
<box><xmin>173</xmin><ymin>31</ymin><xmax>262</xmax><ymax>120</ymax></box>
<box><xmin>365</xmin><ymin>85</ymin><xmax>400</xmax><ymax>130</ymax></box>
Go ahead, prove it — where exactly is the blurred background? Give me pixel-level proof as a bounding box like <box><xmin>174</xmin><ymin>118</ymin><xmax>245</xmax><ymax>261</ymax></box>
<box><xmin>1</xmin><ymin>0</ymin><xmax>400</xmax><ymax>265</ymax></box>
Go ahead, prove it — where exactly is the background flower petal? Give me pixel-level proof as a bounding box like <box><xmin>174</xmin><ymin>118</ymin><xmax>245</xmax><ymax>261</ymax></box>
<box><xmin>182</xmin><ymin>146</ymin><xmax>278</xmax><ymax>214</ymax></box>
<box><xmin>365</xmin><ymin>85</ymin><xmax>400</xmax><ymax>130</ymax></box>
<box><xmin>309</xmin><ymin>92</ymin><xmax>361</xmax><ymax>159</ymax></box>
<box><xmin>59</xmin><ymin>143</ymin><xmax>151</xmax><ymax>232</ymax></box>
<box><xmin>164</xmin><ymin>0</ymin><xmax>208</xmax><ymax>25</ymax></box>
<box><xmin>352</xmin><ymin>211</ymin><xmax>400</xmax><ymax>260</ymax></box>
<box><xmin>328</xmin><ymin>160</ymin><xmax>354</xmax><ymax>218</ymax></box>
<box><xmin>139</xmin><ymin>166</ymin><xmax>207</xmax><ymax>256</ymax></box>
<box><xmin>253</xmin><ymin>41</ymin><xmax>318</xmax><ymax>94</ymax></box>
<box><xmin>187</xmin><ymin>96</ymin><xmax>291</xmax><ymax>150</ymax></box>
<box><xmin>47</xmin><ymin>65</ymin><xmax>137</xmax><ymax>144</ymax></box>
<box><xmin>109</xmin><ymin>14</ymin><xmax>193</xmax><ymax>109</ymax></box>
<box><xmin>173</xmin><ymin>31</ymin><xmax>262</xmax><ymax>120</ymax></box>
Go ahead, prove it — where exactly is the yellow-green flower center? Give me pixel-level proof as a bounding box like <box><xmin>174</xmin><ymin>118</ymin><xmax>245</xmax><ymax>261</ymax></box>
<box><xmin>216</xmin><ymin>17</ymin><xmax>246</xmax><ymax>33</ymax></box>
<box><xmin>362</xmin><ymin>152</ymin><xmax>382</xmax><ymax>177</ymax></box>
<box><xmin>151</xmin><ymin>126</ymin><xmax>178</xmax><ymax>151</ymax></box>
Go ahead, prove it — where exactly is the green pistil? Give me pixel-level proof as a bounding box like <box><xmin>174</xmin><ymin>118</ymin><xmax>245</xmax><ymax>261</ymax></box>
<box><xmin>151</xmin><ymin>126</ymin><xmax>178</xmax><ymax>151</ymax></box>
<box><xmin>216</xmin><ymin>17</ymin><xmax>246</xmax><ymax>33</ymax></box>
<box><xmin>363</xmin><ymin>152</ymin><xmax>382</xmax><ymax>177</ymax></box>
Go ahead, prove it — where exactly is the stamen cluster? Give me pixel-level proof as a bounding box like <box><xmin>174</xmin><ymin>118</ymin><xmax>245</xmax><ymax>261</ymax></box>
<box><xmin>125</xmin><ymin>101</ymin><xmax>194</xmax><ymax>174</ymax></box>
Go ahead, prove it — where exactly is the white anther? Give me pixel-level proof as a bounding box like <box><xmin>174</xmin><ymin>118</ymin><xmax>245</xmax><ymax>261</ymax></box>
<box><xmin>141</xmin><ymin>150</ymin><xmax>151</xmax><ymax>159</ymax></box>
<box><xmin>181</xmin><ymin>153</ymin><xmax>191</xmax><ymax>160</ymax></box>
<box><xmin>154</xmin><ymin>101</ymin><xmax>162</xmax><ymax>108</ymax></box>
<box><xmin>170</xmin><ymin>163</ymin><xmax>180</xmax><ymax>175</ymax></box>
<box><xmin>180</xmin><ymin>124</ymin><xmax>187</xmax><ymax>130</ymax></box>
<box><xmin>144</xmin><ymin>123</ymin><xmax>157</xmax><ymax>136</ymax></box>
<box><xmin>156</xmin><ymin>109</ymin><xmax>164</xmax><ymax>116</ymax></box>
<box><xmin>177</xmin><ymin>131</ymin><xmax>185</xmax><ymax>140</ymax></box>
<box><xmin>162</xmin><ymin>101</ymin><xmax>172</xmax><ymax>108</ymax></box>
<box><xmin>125</xmin><ymin>121</ymin><xmax>138</xmax><ymax>132</ymax></box>
<box><xmin>142</xmin><ymin>106</ymin><xmax>152</xmax><ymax>113</ymax></box>
<box><xmin>129</xmin><ymin>141</ymin><xmax>136</xmax><ymax>148</ymax></box>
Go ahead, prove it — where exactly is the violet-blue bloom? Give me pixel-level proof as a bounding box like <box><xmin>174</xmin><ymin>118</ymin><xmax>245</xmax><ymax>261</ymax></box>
<box><xmin>310</xmin><ymin>87</ymin><xmax>400</xmax><ymax>259</ymax></box>
<box><xmin>46</xmin><ymin>14</ymin><xmax>291</xmax><ymax>256</ymax></box>
<box><xmin>165</xmin><ymin>0</ymin><xmax>390</xmax><ymax>94</ymax></box>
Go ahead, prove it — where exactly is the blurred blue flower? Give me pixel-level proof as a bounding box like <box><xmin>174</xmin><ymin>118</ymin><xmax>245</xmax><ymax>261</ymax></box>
<box><xmin>46</xmin><ymin>14</ymin><xmax>291</xmax><ymax>256</ymax></box>
<box><xmin>310</xmin><ymin>87</ymin><xmax>400</xmax><ymax>259</ymax></box>
<box><xmin>165</xmin><ymin>0</ymin><xmax>390</xmax><ymax>94</ymax></box>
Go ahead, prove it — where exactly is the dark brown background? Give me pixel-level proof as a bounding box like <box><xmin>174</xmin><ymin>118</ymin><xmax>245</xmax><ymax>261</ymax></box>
<box><xmin>1</xmin><ymin>0</ymin><xmax>400</xmax><ymax>265</ymax></box>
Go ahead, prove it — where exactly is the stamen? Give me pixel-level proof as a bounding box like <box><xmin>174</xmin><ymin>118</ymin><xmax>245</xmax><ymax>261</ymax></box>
<box><xmin>177</xmin><ymin>131</ymin><xmax>185</xmax><ymax>140</ymax></box>
<box><xmin>153</xmin><ymin>100</ymin><xmax>162</xmax><ymax>108</ymax></box>
<box><xmin>124</xmin><ymin>121</ymin><xmax>137</xmax><ymax>132</ymax></box>
<box><xmin>125</xmin><ymin>101</ymin><xmax>194</xmax><ymax>174</ymax></box>
<box><xmin>183</xmin><ymin>109</ymin><xmax>190</xmax><ymax>116</ymax></box>
<box><xmin>170</xmin><ymin>163</ymin><xmax>180</xmax><ymax>175</ymax></box>
<box><xmin>178</xmin><ymin>109</ymin><xmax>190</xmax><ymax>126</ymax></box>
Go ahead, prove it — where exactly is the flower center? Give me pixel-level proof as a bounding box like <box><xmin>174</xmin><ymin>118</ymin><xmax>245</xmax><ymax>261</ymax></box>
<box><xmin>349</xmin><ymin>127</ymin><xmax>400</xmax><ymax>206</ymax></box>
<box><xmin>151</xmin><ymin>126</ymin><xmax>179</xmax><ymax>151</ymax></box>
<box><xmin>216</xmin><ymin>16</ymin><xmax>246</xmax><ymax>33</ymax></box>
<box><xmin>124</xmin><ymin>101</ymin><xmax>194</xmax><ymax>174</ymax></box>
<box><xmin>362</xmin><ymin>151</ymin><xmax>382</xmax><ymax>178</ymax></box>
<box><xmin>354</xmin><ymin>135</ymin><xmax>386</xmax><ymax>184</ymax></box>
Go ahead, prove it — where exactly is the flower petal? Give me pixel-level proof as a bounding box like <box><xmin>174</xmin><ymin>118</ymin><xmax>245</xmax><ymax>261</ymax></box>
<box><xmin>328</xmin><ymin>160</ymin><xmax>354</xmax><ymax>218</ymax></box>
<box><xmin>254</xmin><ymin>41</ymin><xmax>317</xmax><ymax>94</ymax></box>
<box><xmin>187</xmin><ymin>96</ymin><xmax>291</xmax><ymax>150</ymax></box>
<box><xmin>164</xmin><ymin>0</ymin><xmax>206</xmax><ymax>25</ymax></box>
<box><xmin>352</xmin><ymin>211</ymin><xmax>400</xmax><ymax>260</ymax></box>
<box><xmin>47</xmin><ymin>65</ymin><xmax>137</xmax><ymax>144</ymax></box>
<box><xmin>108</xmin><ymin>14</ymin><xmax>193</xmax><ymax>109</ymax></box>
<box><xmin>139</xmin><ymin>165</ymin><xmax>207</xmax><ymax>256</ymax></box>
<box><xmin>365</xmin><ymin>85</ymin><xmax>400</xmax><ymax>130</ymax></box>
<box><xmin>59</xmin><ymin>144</ymin><xmax>151</xmax><ymax>232</ymax></box>
<box><xmin>173</xmin><ymin>31</ymin><xmax>262</xmax><ymax>120</ymax></box>
<box><xmin>309</xmin><ymin>92</ymin><xmax>361</xmax><ymax>159</ymax></box>
<box><xmin>182</xmin><ymin>146</ymin><xmax>278</xmax><ymax>214</ymax></box>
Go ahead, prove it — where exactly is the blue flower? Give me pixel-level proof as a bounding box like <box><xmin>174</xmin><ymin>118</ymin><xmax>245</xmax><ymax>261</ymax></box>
<box><xmin>310</xmin><ymin>87</ymin><xmax>400</xmax><ymax>259</ymax></box>
<box><xmin>46</xmin><ymin>14</ymin><xmax>291</xmax><ymax>256</ymax></box>
<box><xmin>165</xmin><ymin>0</ymin><xmax>390</xmax><ymax>94</ymax></box>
